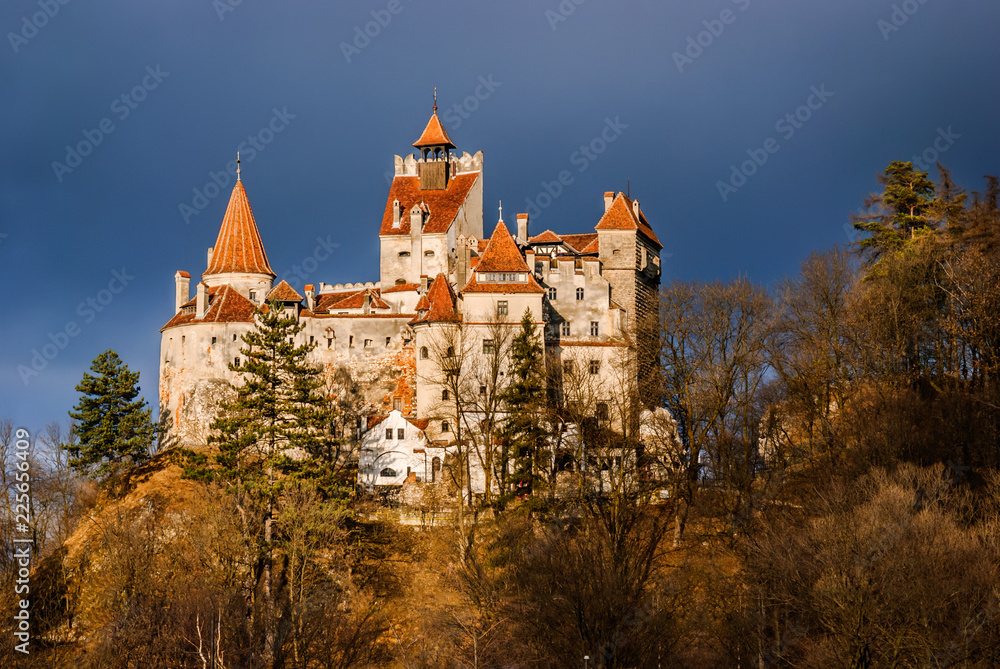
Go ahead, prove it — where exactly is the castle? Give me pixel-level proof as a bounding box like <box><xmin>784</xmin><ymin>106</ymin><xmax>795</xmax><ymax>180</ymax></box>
<box><xmin>159</xmin><ymin>103</ymin><xmax>663</xmax><ymax>489</ymax></box>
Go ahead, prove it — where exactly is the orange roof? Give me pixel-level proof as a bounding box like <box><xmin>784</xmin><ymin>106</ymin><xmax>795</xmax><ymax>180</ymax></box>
<box><xmin>529</xmin><ymin>229</ymin><xmax>562</xmax><ymax>244</ymax></box>
<box><xmin>413</xmin><ymin>111</ymin><xmax>456</xmax><ymax>149</ymax></box>
<box><xmin>405</xmin><ymin>417</ymin><xmax>430</xmax><ymax>430</ymax></box>
<box><xmin>266</xmin><ymin>280</ymin><xmax>303</xmax><ymax>303</ymax></box>
<box><xmin>315</xmin><ymin>289</ymin><xmax>390</xmax><ymax>312</ymax></box>
<box><xmin>475</xmin><ymin>221</ymin><xmax>530</xmax><ymax>273</ymax></box>
<box><xmin>176</xmin><ymin>270</ymin><xmax>191</xmax><ymax>278</ymax></box>
<box><xmin>580</xmin><ymin>237</ymin><xmax>600</xmax><ymax>254</ymax></box>
<box><xmin>382</xmin><ymin>282</ymin><xmax>420</xmax><ymax>293</ymax></box>
<box><xmin>410</xmin><ymin>274</ymin><xmax>460</xmax><ymax>324</ymax></box>
<box><xmin>595</xmin><ymin>193</ymin><xmax>662</xmax><ymax>248</ymax></box>
<box><xmin>205</xmin><ymin>181</ymin><xmax>276</xmax><ymax>277</ymax></box>
<box><xmin>380</xmin><ymin>172</ymin><xmax>480</xmax><ymax>235</ymax></box>
<box><xmin>561</xmin><ymin>233</ymin><xmax>598</xmax><ymax>253</ymax></box>
<box><xmin>462</xmin><ymin>273</ymin><xmax>545</xmax><ymax>294</ymax></box>
<box><xmin>161</xmin><ymin>284</ymin><xmax>257</xmax><ymax>331</ymax></box>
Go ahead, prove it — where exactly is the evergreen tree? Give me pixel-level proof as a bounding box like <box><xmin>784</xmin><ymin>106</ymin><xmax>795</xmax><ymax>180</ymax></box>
<box><xmin>179</xmin><ymin>298</ymin><xmax>343</xmax><ymax>669</ymax></box>
<box><xmin>67</xmin><ymin>350</ymin><xmax>154</xmax><ymax>482</ymax></box>
<box><xmin>854</xmin><ymin>160</ymin><xmax>938</xmax><ymax>256</ymax></box>
<box><xmin>498</xmin><ymin>309</ymin><xmax>549</xmax><ymax>502</ymax></box>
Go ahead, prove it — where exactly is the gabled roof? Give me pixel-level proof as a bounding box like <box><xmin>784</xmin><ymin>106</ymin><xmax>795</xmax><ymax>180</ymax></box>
<box><xmin>205</xmin><ymin>181</ymin><xmax>276</xmax><ymax>277</ymax></box>
<box><xmin>413</xmin><ymin>111</ymin><xmax>456</xmax><ymax>150</ymax></box>
<box><xmin>475</xmin><ymin>221</ymin><xmax>530</xmax><ymax>274</ymax></box>
<box><xmin>561</xmin><ymin>233</ymin><xmax>599</xmax><ymax>253</ymax></box>
<box><xmin>380</xmin><ymin>172</ymin><xmax>480</xmax><ymax>235</ymax></box>
<box><xmin>595</xmin><ymin>192</ymin><xmax>662</xmax><ymax>249</ymax></box>
<box><xmin>161</xmin><ymin>284</ymin><xmax>257</xmax><ymax>331</ymax></box>
<box><xmin>266</xmin><ymin>280</ymin><xmax>303</xmax><ymax>303</ymax></box>
<box><xmin>410</xmin><ymin>274</ymin><xmax>460</xmax><ymax>324</ymax></box>
<box><xmin>529</xmin><ymin>229</ymin><xmax>563</xmax><ymax>244</ymax></box>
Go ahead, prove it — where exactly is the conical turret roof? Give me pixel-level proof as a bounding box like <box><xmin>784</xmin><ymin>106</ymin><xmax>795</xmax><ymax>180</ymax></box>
<box><xmin>413</xmin><ymin>110</ymin><xmax>456</xmax><ymax>150</ymax></box>
<box><xmin>204</xmin><ymin>180</ymin><xmax>275</xmax><ymax>277</ymax></box>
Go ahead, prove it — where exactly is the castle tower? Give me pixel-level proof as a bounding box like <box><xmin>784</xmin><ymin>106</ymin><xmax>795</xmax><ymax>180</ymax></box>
<box><xmin>379</xmin><ymin>99</ymin><xmax>484</xmax><ymax>290</ymax></box>
<box><xmin>202</xmin><ymin>177</ymin><xmax>275</xmax><ymax>303</ymax></box>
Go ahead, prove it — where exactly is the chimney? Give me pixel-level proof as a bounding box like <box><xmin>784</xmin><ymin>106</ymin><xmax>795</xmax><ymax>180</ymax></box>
<box><xmin>304</xmin><ymin>284</ymin><xmax>315</xmax><ymax>311</ymax></box>
<box><xmin>196</xmin><ymin>282</ymin><xmax>208</xmax><ymax>318</ymax></box>
<box><xmin>174</xmin><ymin>271</ymin><xmax>190</xmax><ymax>313</ymax></box>
<box><xmin>363</xmin><ymin>292</ymin><xmax>371</xmax><ymax>315</ymax></box>
<box><xmin>410</xmin><ymin>204</ymin><xmax>423</xmax><ymax>235</ymax></box>
<box><xmin>604</xmin><ymin>192</ymin><xmax>615</xmax><ymax>212</ymax></box>
<box><xmin>392</xmin><ymin>199</ymin><xmax>401</xmax><ymax>227</ymax></box>
<box><xmin>207</xmin><ymin>247</ymin><xmax>214</xmax><ymax>268</ymax></box>
<box><xmin>516</xmin><ymin>213</ymin><xmax>529</xmax><ymax>242</ymax></box>
<box><xmin>420</xmin><ymin>275</ymin><xmax>429</xmax><ymax>292</ymax></box>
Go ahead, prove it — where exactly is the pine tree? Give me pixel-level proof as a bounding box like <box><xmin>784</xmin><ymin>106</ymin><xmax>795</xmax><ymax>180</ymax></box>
<box><xmin>66</xmin><ymin>350</ymin><xmax>154</xmax><ymax>482</ymax></box>
<box><xmin>854</xmin><ymin>160</ymin><xmax>938</xmax><ymax>257</ymax></box>
<box><xmin>181</xmin><ymin>298</ymin><xmax>342</xmax><ymax>669</ymax></box>
<box><xmin>498</xmin><ymin>309</ymin><xmax>549</xmax><ymax>502</ymax></box>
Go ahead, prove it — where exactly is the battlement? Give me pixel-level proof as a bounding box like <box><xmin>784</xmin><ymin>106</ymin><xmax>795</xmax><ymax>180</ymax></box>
<box><xmin>392</xmin><ymin>150</ymin><xmax>484</xmax><ymax>177</ymax></box>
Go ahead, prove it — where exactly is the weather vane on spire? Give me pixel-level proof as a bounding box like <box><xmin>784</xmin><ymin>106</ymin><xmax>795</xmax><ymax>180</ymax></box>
<box><xmin>236</xmin><ymin>150</ymin><xmax>241</xmax><ymax>182</ymax></box>
<box><xmin>433</xmin><ymin>86</ymin><xmax>438</xmax><ymax>114</ymax></box>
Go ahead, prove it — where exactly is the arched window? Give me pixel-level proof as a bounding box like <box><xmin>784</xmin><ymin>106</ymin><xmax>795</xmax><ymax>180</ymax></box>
<box><xmin>442</xmin><ymin>421</ymin><xmax>451</xmax><ymax>433</ymax></box>
<box><xmin>576</xmin><ymin>287</ymin><xmax>584</xmax><ymax>300</ymax></box>
<box><xmin>379</xmin><ymin>467</ymin><xmax>397</xmax><ymax>478</ymax></box>
<box><xmin>446</xmin><ymin>346</ymin><xmax>455</xmax><ymax>357</ymax></box>
<box><xmin>420</xmin><ymin>346</ymin><xmax>428</xmax><ymax>359</ymax></box>
<box><xmin>395</xmin><ymin>278</ymin><xmax>406</xmax><ymax>285</ymax></box>
<box><xmin>432</xmin><ymin>456</ymin><xmax>442</xmax><ymax>482</ymax></box>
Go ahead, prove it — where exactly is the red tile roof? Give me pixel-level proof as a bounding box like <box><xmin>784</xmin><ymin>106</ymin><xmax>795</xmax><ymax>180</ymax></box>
<box><xmin>266</xmin><ymin>280</ymin><xmax>303</xmax><ymax>303</ymax></box>
<box><xmin>461</xmin><ymin>273</ymin><xmax>545</xmax><ymax>294</ymax></box>
<box><xmin>315</xmin><ymin>289</ymin><xmax>390</xmax><ymax>312</ymax></box>
<box><xmin>177</xmin><ymin>270</ymin><xmax>191</xmax><ymax>278</ymax></box>
<box><xmin>205</xmin><ymin>181</ymin><xmax>276</xmax><ymax>277</ymax></box>
<box><xmin>595</xmin><ymin>192</ymin><xmax>662</xmax><ymax>248</ymax></box>
<box><xmin>475</xmin><ymin>221</ymin><xmax>530</xmax><ymax>273</ymax></box>
<box><xmin>367</xmin><ymin>415</ymin><xmax>388</xmax><ymax>429</ymax></box>
<box><xmin>529</xmin><ymin>229</ymin><xmax>562</xmax><ymax>244</ymax></box>
<box><xmin>580</xmin><ymin>237</ymin><xmax>600</xmax><ymax>254</ymax></box>
<box><xmin>405</xmin><ymin>417</ymin><xmax>430</xmax><ymax>430</ymax></box>
<box><xmin>410</xmin><ymin>274</ymin><xmax>461</xmax><ymax>324</ymax></box>
<box><xmin>380</xmin><ymin>172</ymin><xmax>480</xmax><ymax>236</ymax></box>
<box><xmin>413</xmin><ymin>111</ymin><xmax>456</xmax><ymax>149</ymax></box>
<box><xmin>561</xmin><ymin>233</ymin><xmax>598</xmax><ymax>253</ymax></box>
<box><xmin>161</xmin><ymin>284</ymin><xmax>257</xmax><ymax>331</ymax></box>
<box><xmin>382</xmin><ymin>282</ymin><xmax>420</xmax><ymax>293</ymax></box>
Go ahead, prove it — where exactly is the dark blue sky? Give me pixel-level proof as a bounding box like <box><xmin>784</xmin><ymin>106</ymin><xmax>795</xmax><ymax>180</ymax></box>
<box><xmin>2</xmin><ymin>0</ymin><xmax>998</xmax><ymax>432</ymax></box>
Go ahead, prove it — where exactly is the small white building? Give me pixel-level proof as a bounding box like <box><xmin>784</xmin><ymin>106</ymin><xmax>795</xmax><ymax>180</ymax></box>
<box><xmin>358</xmin><ymin>410</ymin><xmax>442</xmax><ymax>491</ymax></box>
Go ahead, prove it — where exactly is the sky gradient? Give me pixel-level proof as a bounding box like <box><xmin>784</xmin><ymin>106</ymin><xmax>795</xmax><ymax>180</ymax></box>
<box><xmin>2</xmin><ymin>0</ymin><xmax>999</xmax><ymax>432</ymax></box>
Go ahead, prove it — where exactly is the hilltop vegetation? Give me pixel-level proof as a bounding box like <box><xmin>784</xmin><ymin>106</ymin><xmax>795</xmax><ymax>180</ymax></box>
<box><xmin>2</xmin><ymin>161</ymin><xmax>1000</xmax><ymax>668</ymax></box>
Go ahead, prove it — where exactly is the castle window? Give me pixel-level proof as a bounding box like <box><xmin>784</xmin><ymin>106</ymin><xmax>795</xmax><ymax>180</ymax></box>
<box><xmin>563</xmin><ymin>360</ymin><xmax>574</xmax><ymax>374</ymax></box>
<box><xmin>386</xmin><ymin>336</ymin><xmax>391</xmax><ymax>346</ymax></box>
<box><xmin>590</xmin><ymin>321</ymin><xmax>599</xmax><ymax>336</ymax></box>
<box><xmin>483</xmin><ymin>339</ymin><xmax>495</xmax><ymax>355</ymax></box>
<box><xmin>386</xmin><ymin>428</ymin><xmax>394</xmax><ymax>440</ymax></box>
<box><xmin>442</xmin><ymin>389</ymin><xmax>449</xmax><ymax>400</ymax></box>
<box><xmin>364</xmin><ymin>339</ymin><xmax>372</xmax><ymax>348</ymax></box>
<box><xmin>234</xmin><ymin>357</ymin><xmax>240</xmax><ymax>366</ymax></box>
<box><xmin>182</xmin><ymin>336</ymin><xmax>185</xmax><ymax>344</ymax></box>
<box><xmin>497</xmin><ymin>300</ymin><xmax>508</xmax><ymax>316</ymax></box>
<box><xmin>446</xmin><ymin>346</ymin><xmax>455</xmax><ymax>357</ymax></box>
<box><xmin>548</xmin><ymin>287</ymin><xmax>557</xmax><ymax>300</ymax></box>
<box><xmin>233</xmin><ymin>334</ymin><xmax>237</xmax><ymax>341</ymax></box>
<box><xmin>576</xmin><ymin>288</ymin><xmax>584</xmax><ymax>300</ymax></box>
<box><xmin>394</xmin><ymin>398</ymin><xmax>402</xmax><ymax>411</ymax></box>
<box><xmin>425</xmin><ymin>250</ymin><xmax>435</xmax><ymax>257</ymax></box>
<box><xmin>398</xmin><ymin>251</ymin><xmax>410</xmax><ymax>258</ymax></box>
<box><xmin>309</xmin><ymin>335</ymin><xmax>314</xmax><ymax>344</ymax></box>
<box><xmin>327</xmin><ymin>338</ymin><xmax>333</xmax><ymax>349</ymax></box>
<box><xmin>420</xmin><ymin>346</ymin><xmax>429</xmax><ymax>359</ymax></box>
<box><xmin>396</xmin><ymin>278</ymin><xmax>406</xmax><ymax>285</ymax></box>
<box><xmin>535</xmin><ymin>261</ymin><xmax>544</xmax><ymax>274</ymax></box>
<box><xmin>249</xmin><ymin>291</ymin><xmax>256</xmax><ymax>301</ymax></box>
<box><xmin>442</xmin><ymin>421</ymin><xmax>450</xmax><ymax>433</ymax></box>
<box><xmin>211</xmin><ymin>337</ymin><xmax>217</xmax><ymax>345</ymax></box>
<box><xmin>380</xmin><ymin>468</ymin><xmax>397</xmax><ymax>478</ymax></box>
<box><xmin>480</xmin><ymin>385</ymin><xmax>487</xmax><ymax>395</ymax></box>
<box><xmin>397</xmin><ymin>428</ymin><xmax>405</xmax><ymax>440</ymax></box>
<box><xmin>561</xmin><ymin>322</ymin><xmax>570</xmax><ymax>336</ymax></box>
<box><xmin>589</xmin><ymin>360</ymin><xmax>600</xmax><ymax>375</ymax></box>
<box><xmin>596</xmin><ymin>403</ymin><xmax>609</xmax><ymax>422</ymax></box>
<box><xmin>349</xmin><ymin>336</ymin><xmax>354</xmax><ymax>348</ymax></box>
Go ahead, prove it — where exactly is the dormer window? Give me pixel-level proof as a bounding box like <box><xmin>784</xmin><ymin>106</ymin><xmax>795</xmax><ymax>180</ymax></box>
<box><xmin>249</xmin><ymin>291</ymin><xmax>256</xmax><ymax>301</ymax></box>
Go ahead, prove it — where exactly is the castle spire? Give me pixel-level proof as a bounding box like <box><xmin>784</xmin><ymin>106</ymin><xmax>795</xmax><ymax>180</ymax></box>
<box><xmin>204</xmin><ymin>179</ymin><xmax>275</xmax><ymax>278</ymax></box>
<box><xmin>236</xmin><ymin>150</ymin><xmax>241</xmax><ymax>182</ymax></box>
<box><xmin>413</xmin><ymin>90</ymin><xmax>456</xmax><ymax>151</ymax></box>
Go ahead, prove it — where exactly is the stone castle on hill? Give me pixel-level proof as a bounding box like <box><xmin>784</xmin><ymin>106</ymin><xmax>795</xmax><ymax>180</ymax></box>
<box><xmin>159</xmin><ymin>104</ymin><xmax>663</xmax><ymax>490</ymax></box>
